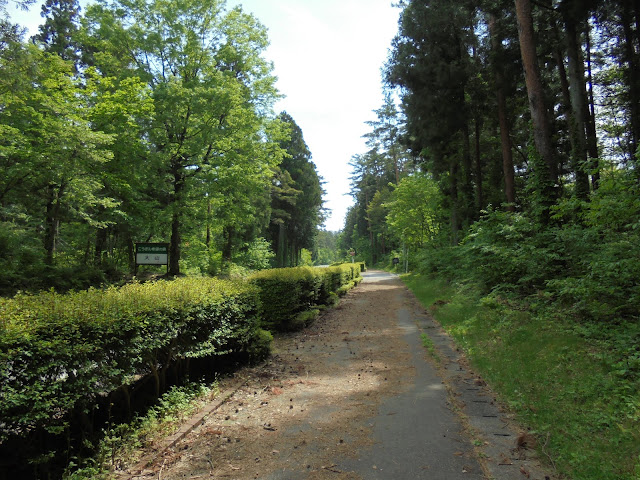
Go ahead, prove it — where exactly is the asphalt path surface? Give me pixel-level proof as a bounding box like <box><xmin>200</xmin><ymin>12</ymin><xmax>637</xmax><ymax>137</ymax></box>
<box><xmin>337</xmin><ymin>272</ymin><xmax>484</xmax><ymax>479</ymax></box>
<box><xmin>131</xmin><ymin>270</ymin><xmax>552</xmax><ymax>480</ymax></box>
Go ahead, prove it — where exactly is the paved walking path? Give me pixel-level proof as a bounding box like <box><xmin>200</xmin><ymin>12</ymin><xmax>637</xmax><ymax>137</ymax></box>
<box><xmin>132</xmin><ymin>271</ymin><xmax>552</xmax><ymax>480</ymax></box>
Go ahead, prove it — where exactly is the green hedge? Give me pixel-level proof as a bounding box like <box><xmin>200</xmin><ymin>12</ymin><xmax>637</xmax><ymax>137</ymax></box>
<box><xmin>0</xmin><ymin>277</ymin><xmax>267</xmax><ymax>445</ymax></box>
<box><xmin>0</xmin><ymin>265</ymin><xmax>363</xmax><ymax>476</ymax></box>
<box><xmin>0</xmin><ymin>266</ymin><xmax>362</xmax><ymax>443</ymax></box>
<box><xmin>250</xmin><ymin>264</ymin><xmax>361</xmax><ymax>331</ymax></box>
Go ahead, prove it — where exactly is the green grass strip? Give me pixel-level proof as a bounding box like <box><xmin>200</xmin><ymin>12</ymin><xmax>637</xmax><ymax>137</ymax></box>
<box><xmin>402</xmin><ymin>273</ymin><xmax>640</xmax><ymax>480</ymax></box>
<box><xmin>420</xmin><ymin>333</ymin><xmax>440</xmax><ymax>363</ymax></box>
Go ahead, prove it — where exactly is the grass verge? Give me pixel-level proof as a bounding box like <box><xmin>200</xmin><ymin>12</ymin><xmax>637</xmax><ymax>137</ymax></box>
<box><xmin>402</xmin><ymin>273</ymin><xmax>640</xmax><ymax>480</ymax></box>
<box><xmin>64</xmin><ymin>381</ymin><xmax>219</xmax><ymax>479</ymax></box>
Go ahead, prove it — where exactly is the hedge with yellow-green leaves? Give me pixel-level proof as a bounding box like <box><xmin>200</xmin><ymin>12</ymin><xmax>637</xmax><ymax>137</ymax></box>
<box><xmin>250</xmin><ymin>264</ymin><xmax>361</xmax><ymax>331</ymax></box>
<box><xmin>0</xmin><ymin>277</ymin><xmax>266</xmax><ymax>443</ymax></box>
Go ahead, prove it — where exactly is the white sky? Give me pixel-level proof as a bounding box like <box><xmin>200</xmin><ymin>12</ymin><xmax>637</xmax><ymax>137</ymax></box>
<box><xmin>8</xmin><ymin>0</ymin><xmax>401</xmax><ymax>231</ymax></box>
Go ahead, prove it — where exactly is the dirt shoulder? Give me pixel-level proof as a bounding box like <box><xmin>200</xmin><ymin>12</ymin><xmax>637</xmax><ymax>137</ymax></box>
<box><xmin>123</xmin><ymin>271</ymin><xmax>553</xmax><ymax>480</ymax></box>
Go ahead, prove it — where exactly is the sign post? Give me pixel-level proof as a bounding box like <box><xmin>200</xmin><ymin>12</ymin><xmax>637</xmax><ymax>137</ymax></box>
<box><xmin>135</xmin><ymin>243</ymin><xmax>169</xmax><ymax>275</ymax></box>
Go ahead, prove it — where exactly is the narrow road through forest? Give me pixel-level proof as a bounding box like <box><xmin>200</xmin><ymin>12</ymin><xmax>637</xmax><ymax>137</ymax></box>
<box><xmin>131</xmin><ymin>271</ymin><xmax>552</xmax><ymax>480</ymax></box>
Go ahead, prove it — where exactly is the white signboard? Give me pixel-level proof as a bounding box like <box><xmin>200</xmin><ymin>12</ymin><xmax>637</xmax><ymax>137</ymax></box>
<box><xmin>136</xmin><ymin>243</ymin><xmax>169</xmax><ymax>265</ymax></box>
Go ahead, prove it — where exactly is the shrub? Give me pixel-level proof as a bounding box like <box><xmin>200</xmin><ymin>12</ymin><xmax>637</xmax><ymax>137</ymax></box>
<box><xmin>290</xmin><ymin>309</ymin><xmax>320</xmax><ymax>330</ymax></box>
<box><xmin>455</xmin><ymin>209</ymin><xmax>563</xmax><ymax>294</ymax></box>
<box><xmin>249</xmin><ymin>267</ymin><xmax>312</xmax><ymax>331</ymax></box>
<box><xmin>336</xmin><ymin>282</ymin><xmax>355</xmax><ymax>297</ymax></box>
<box><xmin>249</xmin><ymin>264</ymin><xmax>360</xmax><ymax>331</ymax></box>
<box><xmin>244</xmin><ymin>328</ymin><xmax>273</xmax><ymax>363</ymax></box>
<box><xmin>233</xmin><ymin>238</ymin><xmax>276</xmax><ymax>271</ymax></box>
<box><xmin>0</xmin><ymin>277</ymin><xmax>264</xmax><ymax>472</ymax></box>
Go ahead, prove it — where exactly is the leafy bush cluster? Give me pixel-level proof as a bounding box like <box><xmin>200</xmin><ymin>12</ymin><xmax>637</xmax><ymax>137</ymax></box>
<box><xmin>250</xmin><ymin>263</ymin><xmax>362</xmax><ymax>331</ymax></box>
<box><xmin>417</xmin><ymin>169</ymin><xmax>640</xmax><ymax>328</ymax></box>
<box><xmin>0</xmin><ymin>223</ymin><xmax>121</xmax><ymax>296</ymax></box>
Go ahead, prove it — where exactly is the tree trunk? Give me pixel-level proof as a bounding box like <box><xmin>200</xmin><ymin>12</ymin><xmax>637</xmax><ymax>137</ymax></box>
<box><xmin>394</xmin><ymin>154</ymin><xmax>400</xmax><ymax>185</ymax></box>
<box><xmin>462</xmin><ymin>122</ymin><xmax>475</xmax><ymax>223</ymax></box>
<box><xmin>277</xmin><ymin>223</ymin><xmax>285</xmax><ymax>268</ymax></box>
<box><xmin>290</xmin><ymin>240</ymin><xmax>297</xmax><ymax>267</ymax></box>
<box><xmin>222</xmin><ymin>225</ymin><xmax>234</xmax><ymax>265</ymax></box>
<box><xmin>449</xmin><ymin>158</ymin><xmax>460</xmax><ymax>245</ymax></box>
<box><xmin>126</xmin><ymin>233</ymin><xmax>135</xmax><ymax>273</ymax></box>
<box><xmin>497</xmin><ymin>86</ymin><xmax>516</xmax><ymax>210</ymax></box>
<box><xmin>95</xmin><ymin>227</ymin><xmax>108</xmax><ymax>266</ymax></box>
<box><xmin>391</xmin><ymin>145</ymin><xmax>400</xmax><ymax>185</ymax></box>
<box><xmin>622</xmin><ymin>0</ymin><xmax>640</xmax><ymax>160</ymax></box>
<box><xmin>585</xmin><ymin>25</ymin><xmax>600</xmax><ymax>189</ymax></box>
<box><xmin>490</xmin><ymin>14</ymin><xmax>516</xmax><ymax>211</ymax></box>
<box><xmin>169</xmin><ymin>164</ymin><xmax>184</xmax><ymax>276</ymax></box>
<box><xmin>365</xmin><ymin>190</ymin><xmax>376</xmax><ymax>264</ymax></box>
<box><xmin>44</xmin><ymin>183</ymin><xmax>64</xmax><ymax>265</ymax></box>
<box><xmin>561</xmin><ymin>4</ymin><xmax>591</xmax><ymax>200</ymax></box>
<box><xmin>515</xmin><ymin>0</ymin><xmax>558</xmax><ymax>220</ymax></box>
<box><xmin>169</xmin><ymin>209</ymin><xmax>181</xmax><ymax>276</ymax></box>
<box><xmin>474</xmin><ymin>116</ymin><xmax>484</xmax><ymax>213</ymax></box>
<box><xmin>205</xmin><ymin>196</ymin><xmax>211</xmax><ymax>247</ymax></box>
<box><xmin>44</xmin><ymin>185</ymin><xmax>56</xmax><ymax>265</ymax></box>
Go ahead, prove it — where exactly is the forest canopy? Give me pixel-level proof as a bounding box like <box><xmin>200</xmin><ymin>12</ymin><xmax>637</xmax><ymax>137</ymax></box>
<box><xmin>0</xmin><ymin>0</ymin><xmax>326</xmax><ymax>294</ymax></box>
<box><xmin>345</xmin><ymin>0</ymin><xmax>640</xmax><ymax>312</ymax></box>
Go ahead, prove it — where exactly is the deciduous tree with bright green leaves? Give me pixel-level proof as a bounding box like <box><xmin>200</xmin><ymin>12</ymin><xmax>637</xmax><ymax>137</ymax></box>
<box><xmin>0</xmin><ymin>40</ymin><xmax>115</xmax><ymax>267</ymax></box>
<box><xmin>386</xmin><ymin>172</ymin><xmax>441</xmax><ymax>250</ymax></box>
<box><xmin>82</xmin><ymin>0</ymin><xmax>283</xmax><ymax>275</ymax></box>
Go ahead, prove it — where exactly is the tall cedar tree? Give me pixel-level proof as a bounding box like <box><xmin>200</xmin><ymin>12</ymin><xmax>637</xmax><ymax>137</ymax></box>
<box><xmin>268</xmin><ymin>113</ymin><xmax>324</xmax><ymax>267</ymax></box>
<box><xmin>514</xmin><ymin>0</ymin><xmax>559</xmax><ymax>221</ymax></box>
<box><xmin>386</xmin><ymin>0</ymin><xmax>477</xmax><ymax>243</ymax></box>
<box><xmin>33</xmin><ymin>0</ymin><xmax>81</xmax><ymax>67</ymax></box>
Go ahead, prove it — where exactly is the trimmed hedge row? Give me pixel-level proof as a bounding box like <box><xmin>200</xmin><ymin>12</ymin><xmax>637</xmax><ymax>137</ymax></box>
<box><xmin>0</xmin><ymin>278</ymin><xmax>266</xmax><ymax>443</ymax></box>
<box><xmin>0</xmin><ymin>265</ymin><xmax>362</xmax><ymax>476</ymax></box>
<box><xmin>250</xmin><ymin>263</ymin><xmax>362</xmax><ymax>331</ymax></box>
